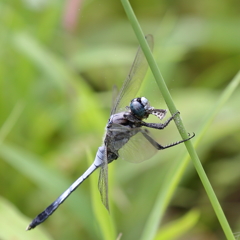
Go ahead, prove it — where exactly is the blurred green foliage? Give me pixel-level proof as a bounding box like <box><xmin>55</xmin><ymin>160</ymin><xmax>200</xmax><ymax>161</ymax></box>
<box><xmin>0</xmin><ymin>0</ymin><xmax>240</xmax><ymax>240</ymax></box>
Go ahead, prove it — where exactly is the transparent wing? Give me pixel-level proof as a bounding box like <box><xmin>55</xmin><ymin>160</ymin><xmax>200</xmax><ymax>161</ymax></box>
<box><xmin>118</xmin><ymin>128</ymin><xmax>158</xmax><ymax>163</ymax></box>
<box><xmin>98</xmin><ymin>146</ymin><xmax>109</xmax><ymax>210</ymax></box>
<box><xmin>111</xmin><ymin>35</ymin><xmax>154</xmax><ymax>115</ymax></box>
<box><xmin>112</xmin><ymin>85</ymin><xmax>119</xmax><ymax>110</ymax></box>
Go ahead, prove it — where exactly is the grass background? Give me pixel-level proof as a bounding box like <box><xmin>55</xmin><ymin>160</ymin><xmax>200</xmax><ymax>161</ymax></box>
<box><xmin>0</xmin><ymin>0</ymin><xmax>240</xmax><ymax>239</ymax></box>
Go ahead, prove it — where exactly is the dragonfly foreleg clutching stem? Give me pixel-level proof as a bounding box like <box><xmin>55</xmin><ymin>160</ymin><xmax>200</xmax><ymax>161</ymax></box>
<box><xmin>142</xmin><ymin>130</ymin><xmax>195</xmax><ymax>150</ymax></box>
<box><xmin>140</xmin><ymin>111</ymin><xmax>180</xmax><ymax>130</ymax></box>
<box><xmin>138</xmin><ymin>110</ymin><xmax>194</xmax><ymax>150</ymax></box>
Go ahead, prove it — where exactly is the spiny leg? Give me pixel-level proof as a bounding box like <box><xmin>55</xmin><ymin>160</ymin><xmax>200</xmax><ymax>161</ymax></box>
<box><xmin>142</xmin><ymin>130</ymin><xmax>195</xmax><ymax>150</ymax></box>
<box><xmin>141</xmin><ymin>111</ymin><xmax>180</xmax><ymax>130</ymax></box>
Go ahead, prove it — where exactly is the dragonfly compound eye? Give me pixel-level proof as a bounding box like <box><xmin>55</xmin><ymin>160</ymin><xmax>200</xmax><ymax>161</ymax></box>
<box><xmin>130</xmin><ymin>98</ymin><xmax>147</xmax><ymax>118</ymax></box>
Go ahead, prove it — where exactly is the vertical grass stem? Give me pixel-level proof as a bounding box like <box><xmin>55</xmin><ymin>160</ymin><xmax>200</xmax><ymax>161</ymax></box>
<box><xmin>121</xmin><ymin>0</ymin><xmax>237</xmax><ymax>239</ymax></box>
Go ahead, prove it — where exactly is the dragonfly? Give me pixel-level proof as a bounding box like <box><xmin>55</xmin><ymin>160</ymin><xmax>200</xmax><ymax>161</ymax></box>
<box><xmin>27</xmin><ymin>34</ymin><xmax>194</xmax><ymax>230</ymax></box>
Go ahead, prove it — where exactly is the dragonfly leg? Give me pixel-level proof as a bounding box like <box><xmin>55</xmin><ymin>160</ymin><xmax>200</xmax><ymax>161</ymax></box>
<box><xmin>141</xmin><ymin>111</ymin><xmax>180</xmax><ymax>130</ymax></box>
<box><xmin>142</xmin><ymin>130</ymin><xmax>195</xmax><ymax>150</ymax></box>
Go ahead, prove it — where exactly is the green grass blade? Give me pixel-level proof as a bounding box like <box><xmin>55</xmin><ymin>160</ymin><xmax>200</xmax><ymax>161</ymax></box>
<box><xmin>0</xmin><ymin>102</ymin><xmax>24</xmax><ymax>144</ymax></box>
<box><xmin>0</xmin><ymin>143</ymin><xmax>97</xmax><ymax>238</ymax></box>
<box><xmin>13</xmin><ymin>32</ymin><xmax>106</xmax><ymax>131</ymax></box>
<box><xmin>0</xmin><ymin>196</ymin><xmax>53</xmax><ymax>240</ymax></box>
<box><xmin>121</xmin><ymin>1</ymin><xmax>240</xmax><ymax>239</ymax></box>
<box><xmin>154</xmin><ymin>209</ymin><xmax>200</xmax><ymax>240</ymax></box>
<box><xmin>140</xmin><ymin>71</ymin><xmax>240</xmax><ymax>240</ymax></box>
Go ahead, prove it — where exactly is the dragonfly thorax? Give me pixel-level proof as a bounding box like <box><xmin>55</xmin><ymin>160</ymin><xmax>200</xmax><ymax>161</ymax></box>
<box><xmin>130</xmin><ymin>97</ymin><xmax>152</xmax><ymax>119</ymax></box>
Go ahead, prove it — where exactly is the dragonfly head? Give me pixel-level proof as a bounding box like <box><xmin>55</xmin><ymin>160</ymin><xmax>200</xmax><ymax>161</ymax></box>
<box><xmin>130</xmin><ymin>97</ymin><xmax>167</xmax><ymax>121</ymax></box>
<box><xmin>130</xmin><ymin>97</ymin><xmax>151</xmax><ymax>119</ymax></box>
